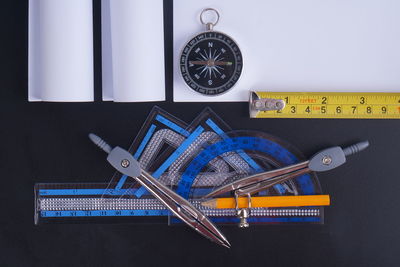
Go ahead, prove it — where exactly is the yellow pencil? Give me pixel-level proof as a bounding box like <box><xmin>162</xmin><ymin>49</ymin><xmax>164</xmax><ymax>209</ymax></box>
<box><xmin>201</xmin><ymin>195</ymin><xmax>330</xmax><ymax>209</ymax></box>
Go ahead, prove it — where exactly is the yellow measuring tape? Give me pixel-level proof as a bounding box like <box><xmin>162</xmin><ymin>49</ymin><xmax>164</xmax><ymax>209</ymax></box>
<box><xmin>250</xmin><ymin>91</ymin><xmax>400</xmax><ymax>119</ymax></box>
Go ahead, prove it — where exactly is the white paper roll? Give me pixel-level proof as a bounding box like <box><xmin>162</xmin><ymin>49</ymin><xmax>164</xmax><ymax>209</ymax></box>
<box><xmin>29</xmin><ymin>0</ymin><xmax>94</xmax><ymax>102</ymax></box>
<box><xmin>102</xmin><ymin>0</ymin><xmax>165</xmax><ymax>102</ymax></box>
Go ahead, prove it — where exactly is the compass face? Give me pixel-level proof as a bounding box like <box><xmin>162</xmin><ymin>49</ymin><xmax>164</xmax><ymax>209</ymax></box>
<box><xmin>180</xmin><ymin>31</ymin><xmax>243</xmax><ymax>96</ymax></box>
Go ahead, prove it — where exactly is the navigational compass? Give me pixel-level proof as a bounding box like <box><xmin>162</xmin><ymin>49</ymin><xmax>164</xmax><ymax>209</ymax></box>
<box><xmin>180</xmin><ymin>8</ymin><xmax>243</xmax><ymax>96</ymax></box>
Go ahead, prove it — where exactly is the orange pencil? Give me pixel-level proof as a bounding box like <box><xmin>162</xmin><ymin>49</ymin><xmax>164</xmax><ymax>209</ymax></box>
<box><xmin>201</xmin><ymin>195</ymin><xmax>330</xmax><ymax>209</ymax></box>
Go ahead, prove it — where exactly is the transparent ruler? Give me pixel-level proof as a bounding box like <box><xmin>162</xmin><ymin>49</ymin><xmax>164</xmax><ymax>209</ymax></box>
<box><xmin>34</xmin><ymin>183</ymin><xmax>323</xmax><ymax>225</ymax></box>
<box><xmin>250</xmin><ymin>91</ymin><xmax>400</xmax><ymax>119</ymax></box>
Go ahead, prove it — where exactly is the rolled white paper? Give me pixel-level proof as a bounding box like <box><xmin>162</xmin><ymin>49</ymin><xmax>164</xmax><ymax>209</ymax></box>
<box><xmin>29</xmin><ymin>0</ymin><xmax>94</xmax><ymax>102</ymax></box>
<box><xmin>102</xmin><ymin>0</ymin><xmax>165</xmax><ymax>102</ymax></box>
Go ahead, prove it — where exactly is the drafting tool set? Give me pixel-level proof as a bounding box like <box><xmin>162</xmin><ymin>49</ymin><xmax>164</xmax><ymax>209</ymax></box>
<box><xmin>28</xmin><ymin>2</ymin><xmax>387</xmax><ymax>248</ymax></box>
<box><xmin>35</xmin><ymin>107</ymin><xmax>368</xmax><ymax>247</ymax></box>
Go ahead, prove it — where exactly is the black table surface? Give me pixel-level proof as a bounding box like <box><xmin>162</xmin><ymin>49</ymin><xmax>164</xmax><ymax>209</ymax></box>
<box><xmin>1</xmin><ymin>1</ymin><xmax>399</xmax><ymax>266</ymax></box>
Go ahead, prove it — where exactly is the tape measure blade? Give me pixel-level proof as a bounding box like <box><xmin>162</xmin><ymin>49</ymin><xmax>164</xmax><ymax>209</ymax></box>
<box><xmin>250</xmin><ymin>92</ymin><xmax>400</xmax><ymax>119</ymax></box>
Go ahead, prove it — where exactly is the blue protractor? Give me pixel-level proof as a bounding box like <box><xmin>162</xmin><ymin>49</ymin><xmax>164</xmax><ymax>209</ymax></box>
<box><xmin>36</xmin><ymin>131</ymin><xmax>322</xmax><ymax>223</ymax></box>
<box><xmin>176</xmin><ymin>130</ymin><xmax>321</xmax><ymax>200</ymax></box>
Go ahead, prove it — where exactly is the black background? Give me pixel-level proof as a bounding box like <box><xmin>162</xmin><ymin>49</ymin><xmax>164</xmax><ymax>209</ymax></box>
<box><xmin>1</xmin><ymin>1</ymin><xmax>399</xmax><ymax>266</ymax></box>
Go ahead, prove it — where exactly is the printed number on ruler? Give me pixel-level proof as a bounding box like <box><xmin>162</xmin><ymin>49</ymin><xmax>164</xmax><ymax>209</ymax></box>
<box><xmin>251</xmin><ymin>92</ymin><xmax>400</xmax><ymax>119</ymax></box>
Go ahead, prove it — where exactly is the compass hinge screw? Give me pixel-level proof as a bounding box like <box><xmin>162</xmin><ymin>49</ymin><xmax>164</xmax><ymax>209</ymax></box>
<box><xmin>322</xmin><ymin>156</ymin><xmax>332</xmax><ymax>165</ymax></box>
<box><xmin>121</xmin><ymin>159</ymin><xmax>130</xmax><ymax>168</ymax></box>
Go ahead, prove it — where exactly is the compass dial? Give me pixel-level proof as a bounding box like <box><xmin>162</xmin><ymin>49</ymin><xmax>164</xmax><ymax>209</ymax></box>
<box><xmin>180</xmin><ymin>31</ymin><xmax>243</xmax><ymax>96</ymax></box>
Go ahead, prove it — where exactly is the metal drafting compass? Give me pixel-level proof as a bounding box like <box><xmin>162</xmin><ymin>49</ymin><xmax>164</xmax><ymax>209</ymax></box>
<box><xmin>88</xmin><ymin>134</ymin><xmax>230</xmax><ymax>248</ymax></box>
<box><xmin>205</xmin><ymin>141</ymin><xmax>369</xmax><ymax>227</ymax></box>
<box><xmin>180</xmin><ymin>8</ymin><xmax>243</xmax><ymax>96</ymax></box>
